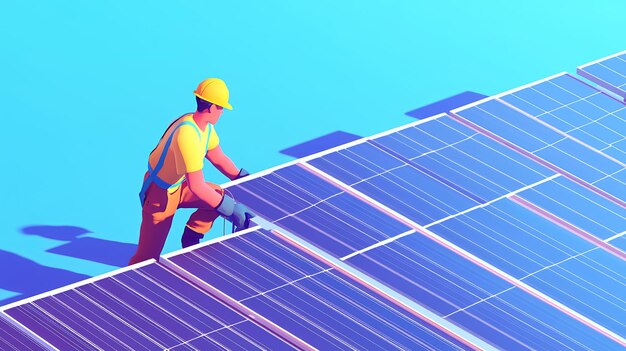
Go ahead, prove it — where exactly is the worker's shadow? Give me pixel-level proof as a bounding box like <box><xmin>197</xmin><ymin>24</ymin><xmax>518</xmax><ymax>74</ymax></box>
<box><xmin>0</xmin><ymin>249</ymin><xmax>90</xmax><ymax>306</ymax></box>
<box><xmin>21</xmin><ymin>225</ymin><xmax>137</xmax><ymax>268</ymax></box>
<box><xmin>0</xmin><ymin>226</ymin><xmax>136</xmax><ymax>306</ymax></box>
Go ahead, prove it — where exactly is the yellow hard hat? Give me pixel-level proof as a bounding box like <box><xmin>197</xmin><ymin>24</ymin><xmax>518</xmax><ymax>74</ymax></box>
<box><xmin>193</xmin><ymin>78</ymin><xmax>233</xmax><ymax>110</ymax></box>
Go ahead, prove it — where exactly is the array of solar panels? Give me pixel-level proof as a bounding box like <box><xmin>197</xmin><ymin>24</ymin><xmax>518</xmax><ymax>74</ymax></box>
<box><xmin>2</xmin><ymin>51</ymin><xmax>626</xmax><ymax>351</ymax></box>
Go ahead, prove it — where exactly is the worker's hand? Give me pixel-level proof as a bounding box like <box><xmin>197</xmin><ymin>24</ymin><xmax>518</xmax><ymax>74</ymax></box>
<box><xmin>235</xmin><ymin>168</ymin><xmax>250</xmax><ymax>180</ymax></box>
<box><xmin>215</xmin><ymin>195</ymin><xmax>256</xmax><ymax>231</ymax></box>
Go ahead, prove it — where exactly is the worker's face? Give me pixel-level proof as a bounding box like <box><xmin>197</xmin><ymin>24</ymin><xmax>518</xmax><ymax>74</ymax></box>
<box><xmin>207</xmin><ymin>104</ymin><xmax>224</xmax><ymax>124</ymax></box>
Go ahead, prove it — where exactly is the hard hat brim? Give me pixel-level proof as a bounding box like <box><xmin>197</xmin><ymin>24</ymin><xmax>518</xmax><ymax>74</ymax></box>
<box><xmin>194</xmin><ymin>92</ymin><xmax>233</xmax><ymax>110</ymax></box>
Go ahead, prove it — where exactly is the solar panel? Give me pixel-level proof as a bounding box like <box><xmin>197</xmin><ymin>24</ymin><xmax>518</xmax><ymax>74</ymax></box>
<box><xmin>4</xmin><ymin>51</ymin><xmax>626</xmax><ymax>350</ymax></box>
<box><xmin>450</xmin><ymin>86</ymin><xmax>626</xmax><ymax>208</ymax></box>
<box><xmin>2</xmin><ymin>259</ymin><xmax>299</xmax><ymax>350</ymax></box>
<box><xmin>224</xmin><ymin>113</ymin><xmax>626</xmax><ymax>349</ymax></box>
<box><xmin>163</xmin><ymin>228</ymin><xmax>476</xmax><ymax>350</ymax></box>
<box><xmin>578</xmin><ymin>50</ymin><xmax>626</xmax><ymax>99</ymax></box>
<box><xmin>497</xmin><ymin>73</ymin><xmax>626</xmax><ymax>165</ymax></box>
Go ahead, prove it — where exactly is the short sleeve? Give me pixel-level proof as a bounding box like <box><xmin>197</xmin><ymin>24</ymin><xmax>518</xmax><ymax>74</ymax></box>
<box><xmin>208</xmin><ymin>126</ymin><xmax>220</xmax><ymax>150</ymax></box>
<box><xmin>174</xmin><ymin>125</ymin><xmax>204</xmax><ymax>174</ymax></box>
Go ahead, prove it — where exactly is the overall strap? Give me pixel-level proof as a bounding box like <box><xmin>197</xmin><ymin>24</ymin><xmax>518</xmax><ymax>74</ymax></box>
<box><xmin>151</xmin><ymin>120</ymin><xmax>200</xmax><ymax>181</ymax></box>
<box><xmin>139</xmin><ymin>118</ymin><xmax>203</xmax><ymax>206</ymax></box>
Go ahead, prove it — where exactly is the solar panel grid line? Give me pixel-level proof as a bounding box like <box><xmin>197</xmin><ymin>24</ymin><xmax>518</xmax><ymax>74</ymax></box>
<box><xmin>423</xmin><ymin>174</ymin><xmax>561</xmax><ymax>230</ymax></box>
<box><xmin>89</xmin><ymin>267</ymin><xmax>272</xmax><ymax>349</ymax></box>
<box><xmin>233</xmin><ymin>174</ymin><xmax>408</xmax><ymax>254</ymax></box>
<box><xmin>369</xmin><ymin>140</ymin><xmax>486</xmax><ymax>204</ymax></box>
<box><xmin>159</xmin><ymin>258</ymin><xmax>317</xmax><ymax>351</ymax></box>
<box><xmin>605</xmin><ymin>230</ymin><xmax>626</xmax><ymax>243</ymax></box>
<box><xmin>384</xmin><ymin>116</ymin><xmax>557</xmax><ymax>185</ymax></box>
<box><xmin>473</xmin><ymin>298</ymin><xmax>590</xmax><ymax>350</ymax></box>
<box><xmin>263</xmin><ymin>228</ymin><xmax>491</xmax><ymax>351</ymax></box>
<box><xmin>300</xmin><ymin>129</ymin><xmax>614</xmax><ymax>261</ymax></box>
<box><xmin>436</xmin><ymin>203</ymin><xmax>590</xmax><ymax>273</ymax></box>
<box><xmin>516</xmin><ymin>179</ymin><xmax>626</xmax><ymax>239</ymax></box>
<box><xmin>323</xmin><ymin>146</ymin><xmax>479</xmax><ymax>217</ymax></box>
<box><xmin>179</xmin><ymin>239</ymin><xmax>414</xmax><ymax>347</ymax></box>
<box><xmin>164</xmin><ymin>320</ymin><xmax>247</xmax><ymax>350</ymax></box>
<box><xmin>30</xmin><ymin>300</ymin><xmax>105</xmax><ymax>350</ymax></box>
<box><xmin>238</xmin><ymin>269</ymin><xmax>334</xmax><ymax>303</ymax></box>
<box><xmin>92</xmin><ymin>277</ymin><xmax>216</xmax><ymax>343</ymax></box>
<box><xmin>441</xmin><ymin>286</ymin><xmax>517</xmax><ymax>319</ymax></box>
<box><xmin>447</xmin><ymin>110</ymin><xmax>626</xmax><ymax>208</ymax></box>
<box><xmin>117</xmin><ymin>269</ymin><xmax>258</xmax><ymax>347</ymax></box>
<box><xmin>9</xmin><ymin>304</ymin><xmax>97</xmax><ymax>350</ymax></box>
<box><xmin>373</xmin><ymin>131</ymin><xmax>507</xmax><ymax>201</ymax></box>
<box><xmin>321</xmin><ymin>140</ymin><xmax>481</xmax><ymax>212</ymax></box>
<box><xmin>64</xmin><ymin>286</ymin><xmax>165</xmax><ymax>350</ymax></box>
<box><xmin>468</xmin><ymin>102</ymin><xmax>615</xmax><ymax>172</ymax></box>
<box><xmin>374</xmin><ymin>239</ymin><xmax>500</xmax><ymax>303</ymax></box>
<box><xmin>68</xmin><ymin>281</ymin><xmax>189</xmax><ymax>349</ymax></box>
<box><xmin>497</xmin><ymin>97</ymin><xmax>626</xmax><ymax>167</ymax></box>
<box><xmin>518</xmin><ymin>184</ymin><xmax>626</xmax><ymax>232</ymax></box>
<box><xmin>495</xmin><ymin>83</ymin><xmax>626</xmax><ymax>168</ymax></box>
<box><xmin>306</xmin><ymin>156</ymin><xmax>471</xmax><ymax>221</ymax></box>
<box><xmin>372</xmin><ymin>218</ymin><xmax>624</xmax><ymax>333</ymax></box>
<box><xmin>340</xmin><ymin>229</ymin><xmax>416</xmax><ymax>261</ymax></box>
<box><xmin>520</xmin><ymin>262</ymin><xmax>626</xmax><ymax>322</ymax></box>
<box><xmin>163</xmin><ymin>253</ymin><xmax>338</xmax><ymax>346</ymax></box>
<box><xmin>36</xmin><ymin>294</ymin><xmax>136</xmax><ymax>351</ymax></box>
<box><xmin>299</xmin><ymin>162</ymin><xmax>626</xmax><ymax>347</ymax></box>
<box><xmin>186</xmin><ymin>225</ymin><xmax>482</xmax><ymax>350</ymax></box>
<box><xmin>510</xmin><ymin>195</ymin><xmax>626</xmax><ymax>261</ymax></box>
<box><xmin>0</xmin><ymin>312</ymin><xmax>57</xmax><ymax>351</ymax></box>
<box><xmin>220</xmin><ymin>113</ymin><xmax>449</xmax><ymax>191</ymax></box>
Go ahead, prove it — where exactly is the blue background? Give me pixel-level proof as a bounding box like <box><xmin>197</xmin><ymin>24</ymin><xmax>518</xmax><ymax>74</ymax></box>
<box><xmin>0</xmin><ymin>0</ymin><xmax>624</xmax><ymax>304</ymax></box>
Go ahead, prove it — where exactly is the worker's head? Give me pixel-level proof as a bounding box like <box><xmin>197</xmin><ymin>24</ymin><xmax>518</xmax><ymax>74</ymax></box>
<box><xmin>193</xmin><ymin>78</ymin><xmax>231</xmax><ymax>124</ymax></box>
<box><xmin>196</xmin><ymin>96</ymin><xmax>223</xmax><ymax>124</ymax></box>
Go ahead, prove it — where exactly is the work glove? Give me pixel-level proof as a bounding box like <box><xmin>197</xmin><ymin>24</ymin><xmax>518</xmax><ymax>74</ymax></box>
<box><xmin>235</xmin><ymin>168</ymin><xmax>250</xmax><ymax>180</ymax></box>
<box><xmin>215</xmin><ymin>194</ymin><xmax>256</xmax><ymax>232</ymax></box>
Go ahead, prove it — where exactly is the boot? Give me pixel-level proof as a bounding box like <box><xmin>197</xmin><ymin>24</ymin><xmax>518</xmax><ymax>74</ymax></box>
<box><xmin>181</xmin><ymin>226</ymin><xmax>204</xmax><ymax>248</ymax></box>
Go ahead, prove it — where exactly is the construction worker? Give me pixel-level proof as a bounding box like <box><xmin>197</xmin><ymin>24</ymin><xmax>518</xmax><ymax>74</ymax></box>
<box><xmin>128</xmin><ymin>78</ymin><xmax>255</xmax><ymax>265</ymax></box>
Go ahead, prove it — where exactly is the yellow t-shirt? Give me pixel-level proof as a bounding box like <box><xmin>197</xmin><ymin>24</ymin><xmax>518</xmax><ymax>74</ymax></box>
<box><xmin>148</xmin><ymin>114</ymin><xmax>220</xmax><ymax>193</ymax></box>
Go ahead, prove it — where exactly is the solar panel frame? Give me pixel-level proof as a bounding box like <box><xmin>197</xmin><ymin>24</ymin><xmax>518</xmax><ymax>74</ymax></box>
<box><xmin>578</xmin><ymin>50</ymin><xmax>626</xmax><ymax>99</ymax></box>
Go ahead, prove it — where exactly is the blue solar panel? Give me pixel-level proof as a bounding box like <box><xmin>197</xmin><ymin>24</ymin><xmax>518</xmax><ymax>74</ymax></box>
<box><xmin>226</xmin><ymin>164</ymin><xmax>411</xmax><ymax>258</ymax></box>
<box><xmin>428</xmin><ymin>198</ymin><xmax>596</xmax><ymax>278</ymax></box>
<box><xmin>499</xmin><ymin>73</ymin><xmax>626</xmax><ymax>165</ymax></box>
<box><xmin>516</xmin><ymin>176</ymin><xmax>626</xmax><ymax>241</ymax></box>
<box><xmin>4</xmin><ymin>262</ymin><xmax>296</xmax><ymax>350</ymax></box>
<box><xmin>165</xmin><ymin>229</ymin><xmax>472</xmax><ymax>350</ymax></box>
<box><xmin>522</xmin><ymin>249</ymin><xmax>626</xmax><ymax>337</ymax></box>
<box><xmin>578</xmin><ymin>51</ymin><xmax>626</xmax><ymax>99</ymax></box>
<box><xmin>447</xmin><ymin>287</ymin><xmax>618</xmax><ymax>350</ymax></box>
<box><xmin>4</xmin><ymin>51</ymin><xmax>626</xmax><ymax>350</ymax></box>
<box><xmin>0</xmin><ymin>314</ymin><xmax>49</xmax><ymax>351</ymax></box>
<box><xmin>451</xmin><ymin>98</ymin><xmax>626</xmax><ymax>207</ymax></box>
<box><xmin>222</xmin><ymin>110</ymin><xmax>626</xmax><ymax>348</ymax></box>
<box><xmin>308</xmin><ymin>115</ymin><xmax>556</xmax><ymax>218</ymax></box>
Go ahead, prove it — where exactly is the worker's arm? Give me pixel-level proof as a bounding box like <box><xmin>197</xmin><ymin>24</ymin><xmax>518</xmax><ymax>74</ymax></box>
<box><xmin>186</xmin><ymin>170</ymin><xmax>223</xmax><ymax>208</ymax></box>
<box><xmin>186</xmin><ymin>169</ymin><xmax>256</xmax><ymax>230</ymax></box>
<box><xmin>206</xmin><ymin>145</ymin><xmax>246</xmax><ymax>180</ymax></box>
